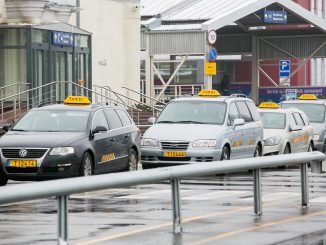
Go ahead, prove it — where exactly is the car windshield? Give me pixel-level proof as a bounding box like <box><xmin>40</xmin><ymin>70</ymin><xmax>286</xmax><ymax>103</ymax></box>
<box><xmin>12</xmin><ymin>110</ymin><xmax>90</xmax><ymax>132</ymax></box>
<box><xmin>281</xmin><ymin>103</ymin><xmax>325</xmax><ymax>123</ymax></box>
<box><xmin>260</xmin><ymin>112</ymin><xmax>286</xmax><ymax>129</ymax></box>
<box><xmin>156</xmin><ymin>100</ymin><xmax>227</xmax><ymax>125</ymax></box>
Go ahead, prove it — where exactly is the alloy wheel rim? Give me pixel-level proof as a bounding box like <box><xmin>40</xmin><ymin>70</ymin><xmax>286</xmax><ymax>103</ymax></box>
<box><xmin>84</xmin><ymin>156</ymin><xmax>92</xmax><ymax>176</ymax></box>
<box><xmin>129</xmin><ymin>153</ymin><xmax>137</xmax><ymax>171</ymax></box>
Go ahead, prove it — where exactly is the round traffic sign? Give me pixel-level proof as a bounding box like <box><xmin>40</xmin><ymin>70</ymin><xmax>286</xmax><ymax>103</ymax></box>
<box><xmin>208</xmin><ymin>47</ymin><xmax>218</xmax><ymax>62</ymax></box>
<box><xmin>208</xmin><ymin>30</ymin><xmax>217</xmax><ymax>45</ymax></box>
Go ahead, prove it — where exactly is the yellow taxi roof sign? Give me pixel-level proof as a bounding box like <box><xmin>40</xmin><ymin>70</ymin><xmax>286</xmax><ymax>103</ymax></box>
<box><xmin>258</xmin><ymin>102</ymin><xmax>280</xmax><ymax>109</ymax></box>
<box><xmin>198</xmin><ymin>89</ymin><xmax>220</xmax><ymax>97</ymax></box>
<box><xmin>298</xmin><ymin>94</ymin><xmax>317</xmax><ymax>100</ymax></box>
<box><xmin>64</xmin><ymin>96</ymin><xmax>91</xmax><ymax>105</ymax></box>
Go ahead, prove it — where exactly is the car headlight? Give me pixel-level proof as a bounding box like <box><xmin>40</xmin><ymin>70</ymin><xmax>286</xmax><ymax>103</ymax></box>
<box><xmin>50</xmin><ymin>147</ymin><xmax>74</xmax><ymax>156</ymax></box>
<box><xmin>264</xmin><ymin>137</ymin><xmax>281</xmax><ymax>146</ymax></box>
<box><xmin>192</xmin><ymin>139</ymin><xmax>217</xmax><ymax>148</ymax></box>
<box><xmin>313</xmin><ymin>135</ymin><xmax>320</xmax><ymax>141</ymax></box>
<box><xmin>141</xmin><ymin>138</ymin><xmax>158</xmax><ymax>147</ymax></box>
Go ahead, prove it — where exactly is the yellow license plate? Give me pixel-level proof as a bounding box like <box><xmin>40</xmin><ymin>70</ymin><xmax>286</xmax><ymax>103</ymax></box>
<box><xmin>9</xmin><ymin>160</ymin><xmax>37</xmax><ymax>168</ymax></box>
<box><xmin>163</xmin><ymin>151</ymin><xmax>186</xmax><ymax>157</ymax></box>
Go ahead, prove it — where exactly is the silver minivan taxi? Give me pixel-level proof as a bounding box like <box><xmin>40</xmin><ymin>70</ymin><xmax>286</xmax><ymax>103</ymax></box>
<box><xmin>258</xmin><ymin>102</ymin><xmax>313</xmax><ymax>155</ymax></box>
<box><xmin>280</xmin><ymin>94</ymin><xmax>326</xmax><ymax>152</ymax></box>
<box><xmin>141</xmin><ymin>90</ymin><xmax>264</xmax><ymax>169</ymax></box>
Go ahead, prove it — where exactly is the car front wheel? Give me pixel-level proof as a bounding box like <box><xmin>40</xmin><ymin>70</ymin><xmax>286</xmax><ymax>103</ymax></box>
<box><xmin>128</xmin><ymin>149</ymin><xmax>138</xmax><ymax>171</ymax></box>
<box><xmin>80</xmin><ymin>152</ymin><xmax>93</xmax><ymax>176</ymax></box>
<box><xmin>220</xmin><ymin>146</ymin><xmax>230</xmax><ymax>160</ymax></box>
<box><xmin>254</xmin><ymin>145</ymin><xmax>262</xmax><ymax>157</ymax></box>
<box><xmin>0</xmin><ymin>172</ymin><xmax>8</xmax><ymax>186</ymax></box>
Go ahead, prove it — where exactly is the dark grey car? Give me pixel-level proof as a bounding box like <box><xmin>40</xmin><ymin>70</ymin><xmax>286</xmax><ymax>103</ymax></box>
<box><xmin>0</xmin><ymin>96</ymin><xmax>141</xmax><ymax>186</ymax></box>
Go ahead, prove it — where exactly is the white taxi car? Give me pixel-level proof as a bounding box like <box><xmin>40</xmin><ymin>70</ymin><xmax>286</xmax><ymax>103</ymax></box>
<box><xmin>141</xmin><ymin>90</ymin><xmax>264</xmax><ymax>169</ymax></box>
<box><xmin>258</xmin><ymin>102</ymin><xmax>313</xmax><ymax>155</ymax></box>
<box><xmin>280</xmin><ymin>94</ymin><xmax>326</xmax><ymax>152</ymax></box>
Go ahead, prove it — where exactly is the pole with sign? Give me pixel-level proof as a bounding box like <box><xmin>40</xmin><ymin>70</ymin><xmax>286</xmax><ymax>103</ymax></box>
<box><xmin>205</xmin><ymin>30</ymin><xmax>217</xmax><ymax>89</ymax></box>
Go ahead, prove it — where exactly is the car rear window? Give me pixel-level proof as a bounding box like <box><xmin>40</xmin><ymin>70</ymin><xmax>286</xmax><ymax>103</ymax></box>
<box><xmin>281</xmin><ymin>103</ymin><xmax>325</xmax><ymax>123</ymax></box>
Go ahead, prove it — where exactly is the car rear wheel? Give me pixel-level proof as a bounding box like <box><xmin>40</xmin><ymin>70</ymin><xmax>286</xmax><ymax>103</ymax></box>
<box><xmin>128</xmin><ymin>149</ymin><xmax>138</xmax><ymax>171</ymax></box>
<box><xmin>254</xmin><ymin>145</ymin><xmax>262</xmax><ymax>157</ymax></box>
<box><xmin>80</xmin><ymin>152</ymin><xmax>93</xmax><ymax>176</ymax></box>
<box><xmin>220</xmin><ymin>146</ymin><xmax>230</xmax><ymax>160</ymax></box>
<box><xmin>308</xmin><ymin>142</ymin><xmax>313</xmax><ymax>152</ymax></box>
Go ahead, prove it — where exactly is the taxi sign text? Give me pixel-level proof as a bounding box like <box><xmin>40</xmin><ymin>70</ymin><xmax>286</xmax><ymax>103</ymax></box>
<box><xmin>64</xmin><ymin>96</ymin><xmax>91</xmax><ymax>105</ymax></box>
<box><xmin>258</xmin><ymin>102</ymin><xmax>280</xmax><ymax>109</ymax></box>
<box><xmin>198</xmin><ymin>89</ymin><xmax>220</xmax><ymax>97</ymax></box>
<box><xmin>299</xmin><ymin>94</ymin><xmax>317</xmax><ymax>100</ymax></box>
<box><xmin>204</xmin><ymin>62</ymin><xmax>217</xmax><ymax>75</ymax></box>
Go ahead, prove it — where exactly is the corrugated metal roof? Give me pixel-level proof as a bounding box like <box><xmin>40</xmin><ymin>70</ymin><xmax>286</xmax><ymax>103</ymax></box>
<box><xmin>140</xmin><ymin>0</ymin><xmax>188</xmax><ymax>17</ymax></box>
<box><xmin>164</xmin><ymin>0</ymin><xmax>259</xmax><ymax>22</ymax></box>
<box><xmin>152</xmin><ymin>24</ymin><xmax>202</xmax><ymax>31</ymax></box>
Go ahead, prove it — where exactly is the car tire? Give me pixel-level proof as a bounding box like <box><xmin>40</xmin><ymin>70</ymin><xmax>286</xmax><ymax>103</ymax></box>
<box><xmin>128</xmin><ymin>149</ymin><xmax>138</xmax><ymax>171</ymax></box>
<box><xmin>0</xmin><ymin>172</ymin><xmax>8</xmax><ymax>186</ymax></box>
<box><xmin>80</xmin><ymin>152</ymin><xmax>93</xmax><ymax>176</ymax></box>
<box><xmin>254</xmin><ymin>144</ymin><xmax>262</xmax><ymax>157</ymax></box>
<box><xmin>220</xmin><ymin>146</ymin><xmax>230</xmax><ymax>161</ymax></box>
<box><xmin>322</xmin><ymin>140</ymin><xmax>326</xmax><ymax>153</ymax></box>
<box><xmin>308</xmin><ymin>142</ymin><xmax>313</xmax><ymax>152</ymax></box>
<box><xmin>284</xmin><ymin>145</ymin><xmax>290</xmax><ymax>154</ymax></box>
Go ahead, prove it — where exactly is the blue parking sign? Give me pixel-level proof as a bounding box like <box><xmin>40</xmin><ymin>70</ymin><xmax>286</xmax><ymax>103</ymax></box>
<box><xmin>280</xmin><ymin>60</ymin><xmax>290</xmax><ymax>77</ymax></box>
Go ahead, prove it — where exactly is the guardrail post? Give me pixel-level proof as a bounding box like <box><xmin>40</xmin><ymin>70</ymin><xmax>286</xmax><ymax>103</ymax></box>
<box><xmin>171</xmin><ymin>179</ymin><xmax>182</xmax><ymax>234</ymax></box>
<box><xmin>253</xmin><ymin>168</ymin><xmax>262</xmax><ymax>216</ymax></box>
<box><xmin>301</xmin><ymin>163</ymin><xmax>309</xmax><ymax>206</ymax></box>
<box><xmin>58</xmin><ymin>195</ymin><xmax>68</xmax><ymax>245</ymax></box>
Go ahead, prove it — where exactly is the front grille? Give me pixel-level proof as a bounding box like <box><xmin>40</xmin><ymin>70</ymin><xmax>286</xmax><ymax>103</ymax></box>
<box><xmin>2</xmin><ymin>148</ymin><xmax>48</xmax><ymax>159</ymax></box>
<box><xmin>157</xmin><ymin>156</ymin><xmax>191</xmax><ymax>162</ymax></box>
<box><xmin>5</xmin><ymin>167</ymin><xmax>39</xmax><ymax>174</ymax></box>
<box><xmin>160</xmin><ymin>141</ymin><xmax>189</xmax><ymax>150</ymax></box>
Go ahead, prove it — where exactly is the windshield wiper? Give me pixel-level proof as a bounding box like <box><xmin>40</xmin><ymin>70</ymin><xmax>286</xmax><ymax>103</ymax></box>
<box><xmin>156</xmin><ymin>121</ymin><xmax>179</xmax><ymax>124</ymax></box>
<box><xmin>11</xmin><ymin>129</ymin><xmax>26</xmax><ymax>131</ymax></box>
<box><xmin>176</xmin><ymin>120</ymin><xmax>206</xmax><ymax>124</ymax></box>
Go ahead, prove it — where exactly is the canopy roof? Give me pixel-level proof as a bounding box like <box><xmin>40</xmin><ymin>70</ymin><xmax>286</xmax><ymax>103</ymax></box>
<box><xmin>141</xmin><ymin>0</ymin><xmax>326</xmax><ymax>35</ymax></box>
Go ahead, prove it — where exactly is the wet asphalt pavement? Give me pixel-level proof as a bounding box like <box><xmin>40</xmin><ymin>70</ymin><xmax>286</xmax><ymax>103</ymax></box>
<box><xmin>1</xmin><ymin>169</ymin><xmax>326</xmax><ymax>245</ymax></box>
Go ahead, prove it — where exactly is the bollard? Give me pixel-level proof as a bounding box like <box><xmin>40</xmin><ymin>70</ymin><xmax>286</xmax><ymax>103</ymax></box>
<box><xmin>253</xmin><ymin>168</ymin><xmax>262</xmax><ymax>216</ymax></box>
<box><xmin>58</xmin><ymin>195</ymin><xmax>68</xmax><ymax>245</ymax></box>
<box><xmin>301</xmin><ymin>163</ymin><xmax>309</xmax><ymax>206</ymax></box>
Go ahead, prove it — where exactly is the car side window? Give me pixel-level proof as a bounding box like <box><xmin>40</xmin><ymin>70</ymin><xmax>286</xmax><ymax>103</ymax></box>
<box><xmin>105</xmin><ymin>109</ymin><xmax>123</xmax><ymax>129</ymax></box>
<box><xmin>236</xmin><ymin>101</ymin><xmax>253</xmax><ymax>122</ymax></box>
<box><xmin>116</xmin><ymin>109</ymin><xmax>132</xmax><ymax>126</ymax></box>
<box><xmin>289</xmin><ymin>113</ymin><xmax>297</xmax><ymax>127</ymax></box>
<box><xmin>92</xmin><ymin>110</ymin><xmax>109</xmax><ymax>131</ymax></box>
<box><xmin>294</xmin><ymin>113</ymin><xmax>305</xmax><ymax>126</ymax></box>
<box><xmin>245</xmin><ymin>101</ymin><xmax>260</xmax><ymax>121</ymax></box>
<box><xmin>228</xmin><ymin>103</ymin><xmax>239</xmax><ymax>126</ymax></box>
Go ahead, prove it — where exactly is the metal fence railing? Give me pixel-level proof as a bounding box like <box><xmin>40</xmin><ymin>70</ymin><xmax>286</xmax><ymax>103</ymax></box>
<box><xmin>0</xmin><ymin>81</ymin><xmax>141</xmax><ymax>124</ymax></box>
<box><xmin>0</xmin><ymin>152</ymin><xmax>324</xmax><ymax>244</ymax></box>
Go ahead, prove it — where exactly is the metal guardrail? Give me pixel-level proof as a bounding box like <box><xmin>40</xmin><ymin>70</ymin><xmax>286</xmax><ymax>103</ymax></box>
<box><xmin>0</xmin><ymin>152</ymin><xmax>324</xmax><ymax>244</ymax></box>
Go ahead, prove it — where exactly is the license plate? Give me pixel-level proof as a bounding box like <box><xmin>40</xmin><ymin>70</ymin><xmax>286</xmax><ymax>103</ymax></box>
<box><xmin>7</xmin><ymin>160</ymin><xmax>37</xmax><ymax>168</ymax></box>
<box><xmin>163</xmin><ymin>151</ymin><xmax>186</xmax><ymax>158</ymax></box>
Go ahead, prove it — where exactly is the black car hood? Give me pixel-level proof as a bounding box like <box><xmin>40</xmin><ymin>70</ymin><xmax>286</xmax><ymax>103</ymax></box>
<box><xmin>0</xmin><ymin>131</ymin><xmax>87</xmax><ymax>148</ymax></box>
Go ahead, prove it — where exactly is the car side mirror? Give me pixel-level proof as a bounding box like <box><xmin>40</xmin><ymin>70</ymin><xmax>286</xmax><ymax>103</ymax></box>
<box><xmin>233</xmin><ymin>118</ymin><xmax>245</xmax><ymax>128</ymax></box>
<box><xmin>148</xmin><ymin>117</ymin><xmax>156</xmax><ymax>125</ymax></box>
<box><xmin>92</xmin><ymin>125</ymin><xmax>108</xmax><ymax>134</ymax></box>
<box><xmin>2</xmin><ymin>124</ymin><xmax>11</xmax><ymax>132</ymax></box>
<box><xmin>289</xmin><ymin>125</ymin><xmax>302</xmax><ymax>132</ymax></box>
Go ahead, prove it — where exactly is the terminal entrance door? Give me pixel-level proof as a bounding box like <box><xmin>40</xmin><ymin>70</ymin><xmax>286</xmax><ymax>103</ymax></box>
<box><xmin>32</xmin><ymin>49</ymin><xmax>48</xmax><ymax>106</ymax></box>
<box><xmin>53</xmin><ymin>51</ymin><xmax>73</xmax><ymax>101</ymax></box>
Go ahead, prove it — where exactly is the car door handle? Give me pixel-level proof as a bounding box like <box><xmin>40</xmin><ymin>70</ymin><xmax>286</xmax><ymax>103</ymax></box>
<box><xmin>124</xmin><ymin>135</ymin><xmax>129</xmax><ymax>139</ymax></box>
<box><xmin>253</xmin><ymin>130</ymin><xmax>256</xmax><ymax>134</ymax></box>
<box><xmin>241</xmin><ymin>131</ymin><xmax>245</xmax><ymax>135</ymax></box>
<box><xmin>110</xmin><ymin>138</ymin><xmax>116</xmax><ymax>142</ymax></box>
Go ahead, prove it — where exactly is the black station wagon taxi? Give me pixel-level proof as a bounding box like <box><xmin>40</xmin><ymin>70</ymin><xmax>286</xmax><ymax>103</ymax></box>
<box><xmin>0</xmin><ymin>96</ymin><xmax>141</xmax><ymax>186</ymax></box>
